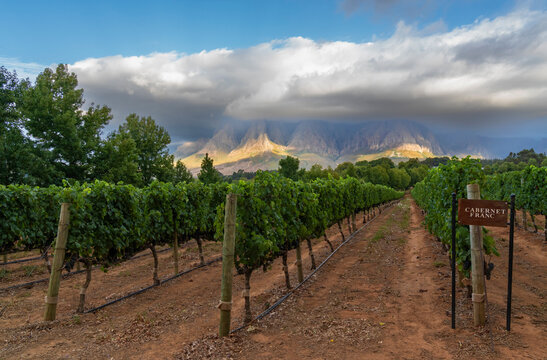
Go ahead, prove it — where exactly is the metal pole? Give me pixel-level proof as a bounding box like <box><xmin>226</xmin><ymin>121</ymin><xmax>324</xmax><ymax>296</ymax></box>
<box><xmin>507</xmin><ymin>194</ymin><xmax>515</xmax><ymax>331</ymax></box>
<box><xmin>451</xmin><ymin>192</ymin><xmax>457</xmax><ymax>329</ymax></box>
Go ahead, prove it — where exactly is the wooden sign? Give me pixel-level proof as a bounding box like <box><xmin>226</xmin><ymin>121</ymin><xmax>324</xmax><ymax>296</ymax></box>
<box><xmin>458</xmin><ymin>199</ymin><xmax>508</xmax><ymax>227</ymax></box>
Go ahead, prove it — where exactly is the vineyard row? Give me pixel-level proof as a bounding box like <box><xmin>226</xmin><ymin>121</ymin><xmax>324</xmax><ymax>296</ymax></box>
<box><xmin>412</xmin><ymin>160</ymin><xmax>545</xmax><ymax>276</ymax></box>
<box><xmin>1</xmin><ymin>172</ymin><xmax>403</xmax><ymax>316</ymax></box>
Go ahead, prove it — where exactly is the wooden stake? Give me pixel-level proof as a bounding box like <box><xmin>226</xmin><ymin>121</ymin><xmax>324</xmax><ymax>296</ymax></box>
<box><xmin>346</xmin><ymin>217</ymin><xmax>352</xmax><ymax>234</ymax></box>
<box><xmin>295</xmin><ymin>243</ymin><xmax>304</xmax><ymax>283</ymax></box>
<box><xmin>2</xmin><ymin>254</ymin><xmax>7</xmax><ymax>264</ymax></box>
<box><xmin>44</xmin><ymin>203</ymin><xmax>70</xmax><ymax>321</ymax></box>
<box><xmin>351</xmin><ymin>213</ymin><xmax>357</xmax><ymax>232</ymax></box>
<box><xmin>467</xmin><ymin>184</ymin><xmax>486</xmax><ymax>326</ymax></box>
<box><xmin>219</xmin><ymin>193</ymin><xmax>237</xmax><ymax>337</ymax></box>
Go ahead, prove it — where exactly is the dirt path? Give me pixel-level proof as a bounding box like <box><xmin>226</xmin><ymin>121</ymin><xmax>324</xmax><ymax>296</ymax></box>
<box><xmin>379</xmin><ymin>199</ymin><xmax>452</xmax><ymax>359</ymax></box>
<box><xmin>178</xmin><ymin>196</ymin><xmax>545</xmax><ymax>360</ymax></box>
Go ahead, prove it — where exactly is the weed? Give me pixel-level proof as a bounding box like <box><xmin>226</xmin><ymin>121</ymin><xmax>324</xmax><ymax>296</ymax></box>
<box><xmin>434</xmin><ymin>261</ymin><xmax>446</xmax><ymax>268</ymax></box>
<box><xmin>72</xmin><ymin>315</ymin><xmax>82</xmax><ymax>325</ymax></box>
<box><xmin>21</xmin><ymin>265</ymin><xmax>45</xmax><ymax>277</ymax></box>
<box><xmin>370</xmin><ymin>228</ymin><xmax>386</xmax><ymax>243</ymax></box>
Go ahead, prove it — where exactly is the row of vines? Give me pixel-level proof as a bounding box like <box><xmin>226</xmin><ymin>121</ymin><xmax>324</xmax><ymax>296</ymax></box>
<box><xmin>412</xmin><ymin>159</ymin><xmax>546</xmax><ymax>279</ymax></box>
<box><xmin>483</xmin><ymin>165</ymin><xmax>547</xmax><ymax>238</ymax></box>
<box><xmin>1</xmin><ymin>172</ymin><xmax>403</xmax><ymax>317</ymax></box>
<box><xmin>216</xmin><ymin>172</ymin><xmax>403</xmax><ymax>322</ymax></box>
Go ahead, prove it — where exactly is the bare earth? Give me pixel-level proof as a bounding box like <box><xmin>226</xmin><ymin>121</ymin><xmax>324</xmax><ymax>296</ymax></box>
<box><xmin>1</xmin><ymin>195</ymin><xmax>545</xmax><ymax>359</ymax></box>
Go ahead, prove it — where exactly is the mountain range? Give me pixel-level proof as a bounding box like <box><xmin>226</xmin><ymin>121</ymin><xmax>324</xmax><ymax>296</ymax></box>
<box><xmin>176</xmin><ymin>120</ymin><xmax>547</xmax><ymax>174</ymax></box>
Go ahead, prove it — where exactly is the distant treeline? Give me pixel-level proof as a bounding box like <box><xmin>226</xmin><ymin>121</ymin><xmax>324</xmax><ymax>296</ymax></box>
<box><xmin>226</xmin><ymin>149</ymin><xmax>546</xmax><ymax>190</ymax></box>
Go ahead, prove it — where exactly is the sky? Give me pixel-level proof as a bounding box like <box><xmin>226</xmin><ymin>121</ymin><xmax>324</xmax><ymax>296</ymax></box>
<box><xmin>2</xmin><ymin>0</ymin><xmax>547</xmax><ymax>146</ymax></box>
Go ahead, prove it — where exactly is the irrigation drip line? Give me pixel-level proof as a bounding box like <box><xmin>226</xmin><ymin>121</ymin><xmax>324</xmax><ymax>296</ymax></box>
<box><xmin>231</xmin><ymin>201</ymin><xmax>398</xmax><ymax>334</ymax></box>
<box><xmin>0</xmin><ymin>246</ymin><xmax>173</xmax><ymax>292</ymax></box>
<box><xmin>83</xmin><ymin>256</ymin><xmax>222</xmax><ymax>314</ymax></box>
<box><xmin>0</xmin><ymin>268</ymin><xmax>87</xmax><ymax>292</ymax></box>
<box><xmin>2</xmin><ymin>244</ymin><xmax>52</xmax><ymax>266</ymax></box>
<box><xmin>1</xmin><ymin>255</ymin><xmax>44</xmax><ymax>266</ymax></box>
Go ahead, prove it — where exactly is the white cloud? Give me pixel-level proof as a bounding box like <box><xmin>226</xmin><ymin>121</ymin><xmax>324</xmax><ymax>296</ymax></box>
<box><xmin>65</xmin><ymin>9</ymin><xmax>547</xmax><ymax>140</ymax></box>
<box><xmin>0</xmin><ymin>57</ymin><xmax>49</xmax><ymax>81</ymax></box>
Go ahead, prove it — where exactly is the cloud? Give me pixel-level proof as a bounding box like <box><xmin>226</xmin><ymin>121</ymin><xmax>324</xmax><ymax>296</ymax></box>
<box><xmin>0</xmin><ymin>57</ymin><xmax>48</xmax><ymax>81</ymax></box>
<box><xmin>69</xmin><ymin>9</ymin><xmax>547</xmax><ymax>140</ymax></box>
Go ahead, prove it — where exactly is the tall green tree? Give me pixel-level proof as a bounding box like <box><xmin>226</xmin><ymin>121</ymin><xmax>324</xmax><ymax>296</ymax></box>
<box><xmin>20</xmin><ymin>64</ymin><xmax>112</xmax><ymax>183</ymax></box>
<box><xmin>197</xmin><ymin>153</ymin><xmax>222</xmax><ymax>184</ymax></box>
<box><xmin>118</xmin><ymin>113</ymin><xmax>174</xmax><ymax>184</ymax></box>
<box><xmin>335</xmin><ymin>161</ymin><xmax>357</xmax><ymax>178</ymax></box>
<box><xmin>366</xmin><ymin>165</ymin><xmax>390</xmax><ymax>185</ymax></box>
<box><xmin>278</xmin><ymin>155</ymin><xmax>300</xmax><ymax>180</ymax></box>
<box><xmin>387</xmin><ymin>168</ymin><xmax>411</xmax><ymax>190</ymax></box>
<box><xmin>0</xmin><ymin>67</ymin><xmax>45</xmax><ymax>185</ymax></box>
<box><xmin>173</xmin><ymin>160</ymin><xmax>193</xmax><ymax>183</ymax></box>
<box><xmin>92</xmin><ymin>131</ymin><xmax>140</xmax><ymax>184</ymax></box>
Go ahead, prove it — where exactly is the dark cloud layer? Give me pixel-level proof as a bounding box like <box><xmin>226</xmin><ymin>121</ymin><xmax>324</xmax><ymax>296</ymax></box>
<box><xmin>70</xmin><ymin>10</ymin><xmax>547</xmax><ymax>141</ymax></box>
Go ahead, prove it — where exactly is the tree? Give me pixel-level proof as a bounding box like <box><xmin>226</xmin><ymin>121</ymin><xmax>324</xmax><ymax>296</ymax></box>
<box><xmin>408</xmin><ymin>166</ymin><xmax>429</xmax><ymax>186</ymax></box>
<box><xmin>369</xmin><ymin>157</ymin><xmax>395</xmax><ymax>169</ymax></box>
<box><xmin>197</xmin><ymin>153</ymin><xmax>222</xmax><ymax>184</ymax></box>
<box><xmin>388</xmin><ymin>168</ymin><xmax>411</xmax><ymax>190</ymax></box>
<box><xmin>306</xmin><ymin>164</ymin><xmax>325</xmax><ymax>180</ymax></box>
<box><xmin>0</xmin><ymin>67</ymin><xmax>54</xmax><ymax>185</ymax></box>
<box><xmin>398</xmin><ymin>158</ymin><xmax>421</xmax><ymax>170</ymax></box>
<box><xmin>20</xmin><ymin>64</ymin><xmax>112</xmax><ymax>183</ymax></box>
<box><xmin>173</xmin><ymin>160</ymin><xmax>193</xmax><ymax>183</ymax></box>
<box><xmin>366</xmin><ymin>165</ymin><xmax>390</xmax><ymax>186</ymax></box>
<box><xmin>504</xmin><ymin>149</ymin><xmax>545</xmax><ymax>165</ymax></box>
<box><xmin>335</xmin><ymin>162</ymin><xmax>357</xmax><ymax>178</ymax></box>
<box><xmin>118</xmin><ymin>113</ymin><xmax>174</xmax><ymax>184</ymax></box>
<box><xmin>278</xmin><ymin>155</ymin><xmax>300</xmax><ymax>180</ymax></box>
<box><xmin>92</xmin><ymin>131</ymin><xmax>140</xmax><ymax>185</ymax></box>
<box><xmin>422</xmin><ymin>157</ymin><xmax>450</xmax><ymax>168</ymax></box>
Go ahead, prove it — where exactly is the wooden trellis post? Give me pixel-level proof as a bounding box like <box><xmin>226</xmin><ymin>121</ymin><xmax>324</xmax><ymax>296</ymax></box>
<box><xmin>219</xmin><ymin>194</ymin><xmax>237</xmax><ymax>337</ymax></box>
<box><xmin>467</xmin><ymin>184</ymin><xmax>486</xmax><ymax>326</ymax></box>
<box><xmin>44</xmin><ymin>203</ymin><xmax>70</xmax><ymax>321</ymax></box>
